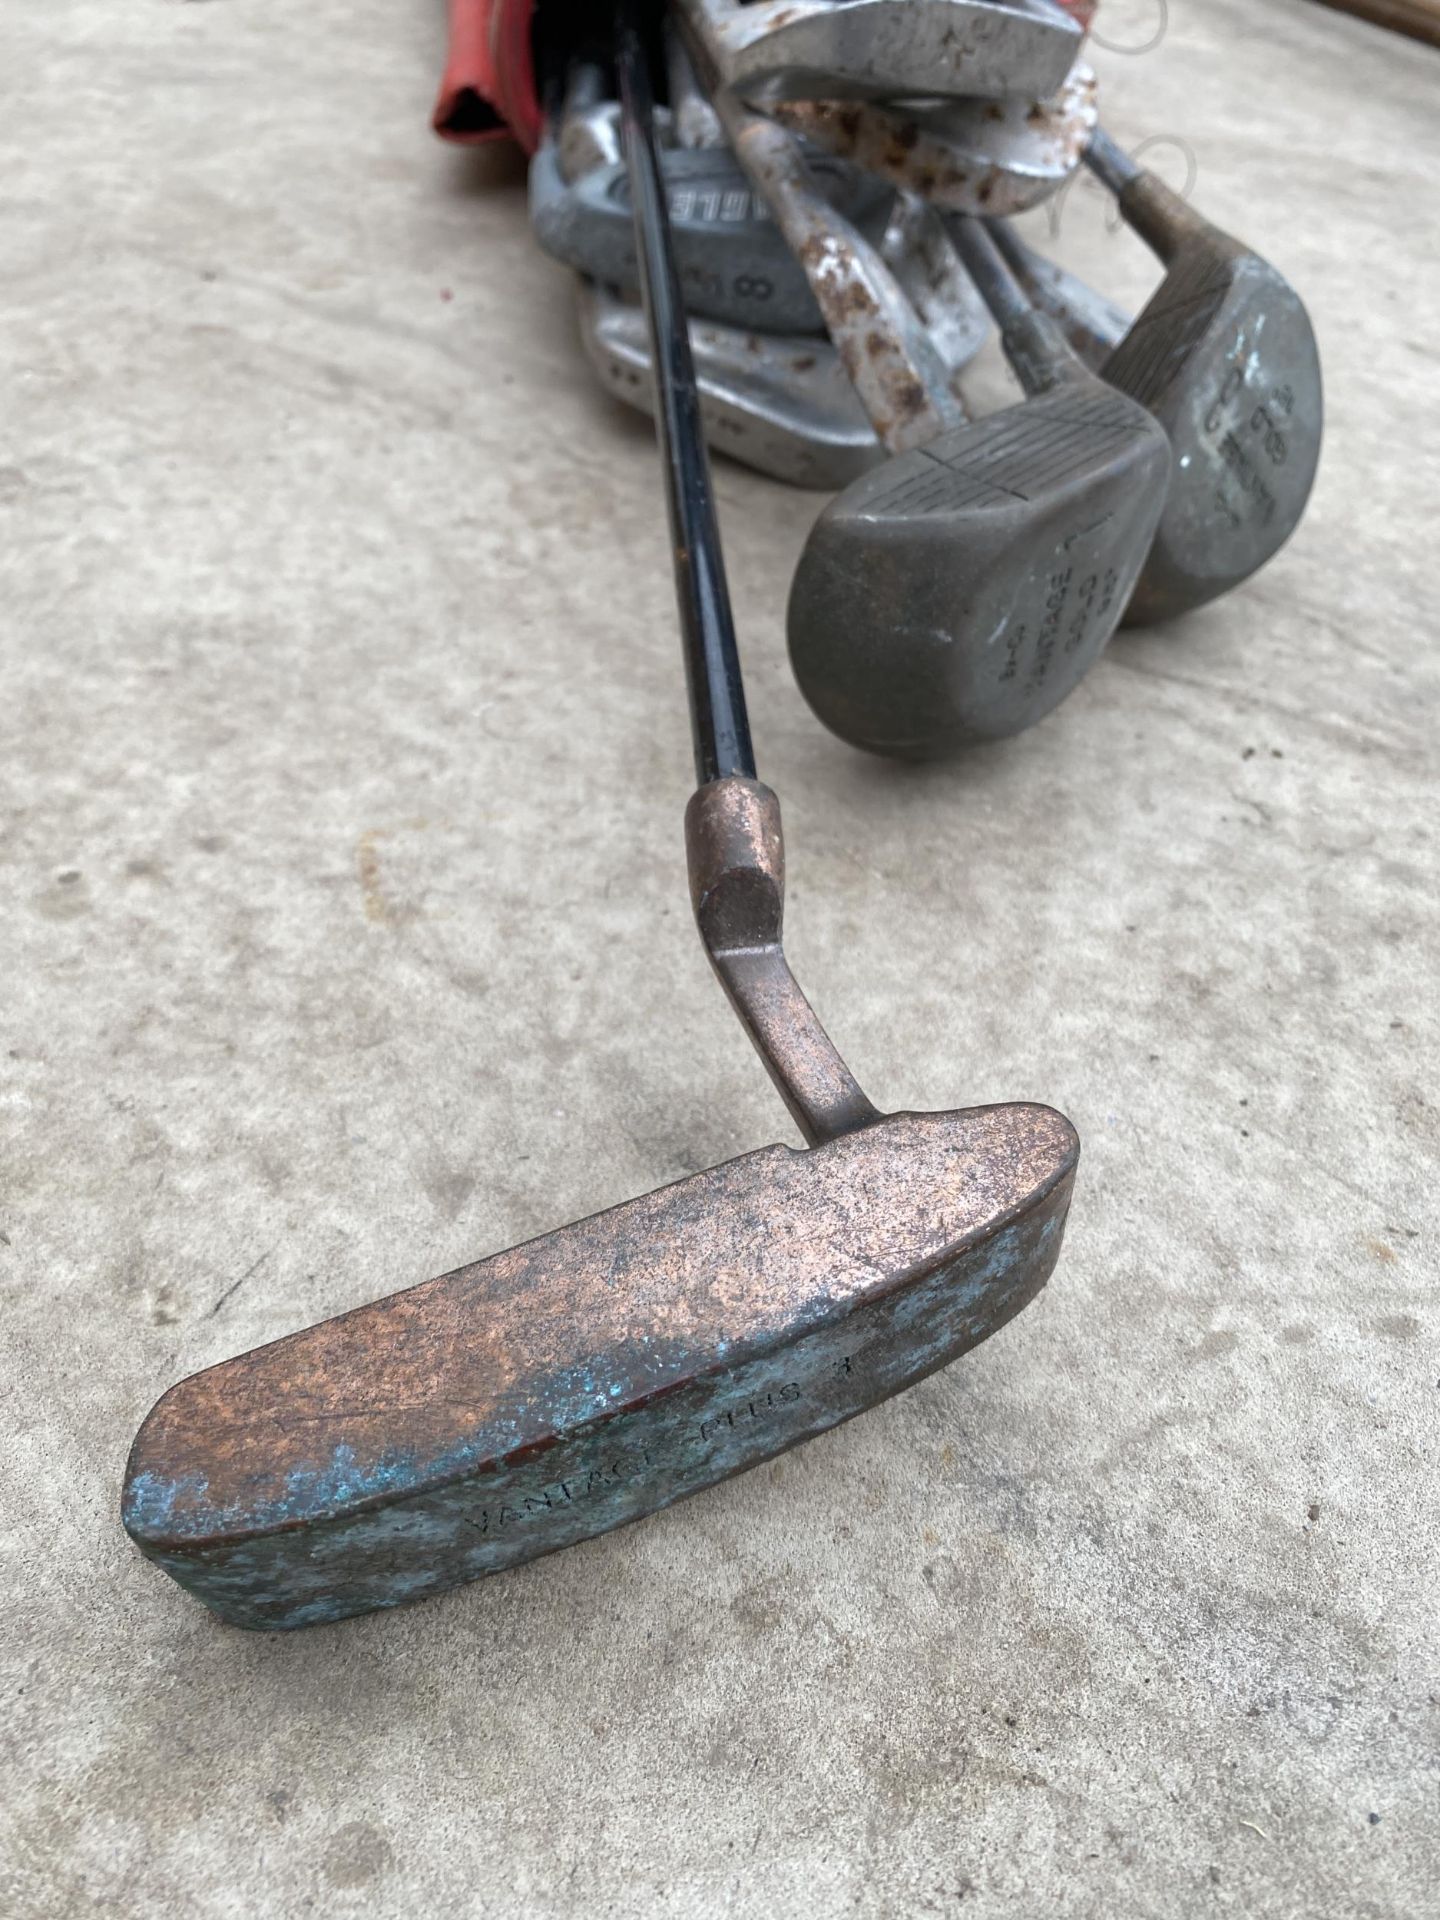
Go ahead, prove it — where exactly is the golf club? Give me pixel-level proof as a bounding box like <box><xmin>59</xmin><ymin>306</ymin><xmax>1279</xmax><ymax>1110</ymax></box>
<box><xmin>769</xmin><ymin>60</ymin><xmax>1098</xmax><ymax>218</ymax></box>
<box><xmin>121</xmin><ymin>12</ymin><xmax>1079</xmax><ymax>1632</ymax></box>
<box><xmin>1076</xmin><ymin>127</ymin><xmax>1324</xmax><ymax>624</ymax></box>
<box><xmin>788</xmin><ymin>215</ymin><xmax>1171</xmax><ymax>757</ymax></box>
<box><xmin>693</xmin><ymin>0</ymin><xmax>1082</xmax><ymax>107</ymax></box>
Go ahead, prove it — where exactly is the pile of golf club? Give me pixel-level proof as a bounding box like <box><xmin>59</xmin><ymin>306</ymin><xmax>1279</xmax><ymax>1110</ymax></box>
<box><xmin>534</xmin><ymin>0</ymin><xmax>1324</xmax><ymax>758</ymax></box>
<box><xmin>120</xmin><ymin>0</ymin><xmax>1324</xmax><ymax>1634</ymax></box>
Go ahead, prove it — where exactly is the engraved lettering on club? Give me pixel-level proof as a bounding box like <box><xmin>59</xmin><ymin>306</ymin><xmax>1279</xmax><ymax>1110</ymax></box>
<box><xmin>669</xmin><ymin>183</ymin><xmax>766</xmax><ymax>225</ymax></box>
<box><xmin>463</xmin><ymin>1356</ymin><xmax>860</xmax><ymax>1538</ymax></box>
<box><xmin>1203</xmin><ymin>357</ymin><xmax>1290</xmax><ymax>528</ymax></box>
<box><xmin>1010</xmin><ymin>516</ymin><xmax>1118</xmax><ymax>687</ymax></box>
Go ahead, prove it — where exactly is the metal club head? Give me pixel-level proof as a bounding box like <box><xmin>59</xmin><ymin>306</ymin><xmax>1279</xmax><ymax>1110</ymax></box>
<box><xmin>1081</xmin><ymin>128</ymin><xmax>1324</xmax><ymax>626</ymax></box>
<box><xmin>683</xmin><ymin>0</ymin><xmax>1083</xmax><ymax>107</ymax></box>
<box><xmin>122</xmin><ymin>28</ymin><xmax>1079</xmax><ymax>1631</ymax></box>
<box><xmin>575</xmin><ymin>277</ymin><xmax>886</xmax><ymax>489</ymax></box>
<box><xmin>789</xmin><ymin>217</ymin><xmax>1172</xmax><ymax>758</ymax></box>
<box><xmin>122</xmin><ymin>779</ymin><xmax>1078</xmax><ymax>1631</ymax></box>
<box><xmin>530</xmin><ymin>124</ymin><xmax>893</xmax><ymax>337</ymax></box>
<box><xmin>769</xmin><ymin>60</ymin><xmax>1099</xmax><ymax>217</ymax></box>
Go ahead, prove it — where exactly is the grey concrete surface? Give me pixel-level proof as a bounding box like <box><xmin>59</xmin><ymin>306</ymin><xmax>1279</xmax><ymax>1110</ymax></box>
<box><xmin>2</xmin><ymin>1</ymin><xmax>1436</xmax><ymax>1914</ymax></box>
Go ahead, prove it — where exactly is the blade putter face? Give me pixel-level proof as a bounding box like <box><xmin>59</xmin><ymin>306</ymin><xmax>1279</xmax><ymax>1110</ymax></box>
<box><xmin>1080</xmin><ymin>129</ymin><xmax>1324</xmax><ymax>627</ymax></box>
<box><xmin>575</xmin><ymin>277</ymin><xmax>886</xmax><ymax>490</ymax></box>
<box><xmin>688</xmin><ymin>0</ymin><xmax>1082</xmax><ymax>108</ymax></box>
<box><xmin>122</xmin><ymin>32</ymin><xmax>1080</xmax><ymax>1631</ymax></box>
<box><xmin>788</xmin><ymin>216</ymin><xmax>1172</xmax><ymax>759</ymax></box>
<box><xmin>770</xmin><ymin>61</ymin><xmax>1099</xmax><ymax>219</ymax></box>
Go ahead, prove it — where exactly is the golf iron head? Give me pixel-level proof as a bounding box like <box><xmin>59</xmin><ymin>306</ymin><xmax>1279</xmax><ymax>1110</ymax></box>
<box><xmin>788</xmin><ymin>216</ymin><xmax>1173</xmax><ymax>758</ymax></box>
<box><xmin>575</xmin><ymin>276</ymin><xmax>886</xmax><ymax>488</ymax></box>
<box><xmin>770</xmin><ymin>60</ymin><xmax>1099</xmax><ymax>218</ymax></box>
<box><xmin>530</xmin><ymin>124</ymin><xmax>894</xmax><ymax>336</ymax></box>
<box><xmin>685</xmin><ymin>0</ymin><xmax>1083</xmax><ymax>107</ymax></box>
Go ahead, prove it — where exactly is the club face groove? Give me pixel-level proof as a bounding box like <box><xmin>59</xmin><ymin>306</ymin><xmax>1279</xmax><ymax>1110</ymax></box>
<box><xmin>1103</xmin><ymin>248</ymin><xmax>1324</xmax><ymax>626</ymax></box>
<box><xmin>788</xmin><ymin>381</ymin><xmax>1172</xmax><ymax>758</ymax></box>
<box><xmin>123</xmin><ymin>1103</ymin><xmax>1078</xmax><ymax>1629</ymax></box>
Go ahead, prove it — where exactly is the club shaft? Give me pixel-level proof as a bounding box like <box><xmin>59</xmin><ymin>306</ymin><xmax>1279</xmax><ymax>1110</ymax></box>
<box><xmin>1084</xmin><ymin>126</ymin><xmax>1141</xmax><ymax>196</ymax></box>
<box><xmin>615</xmin><ymin>9</ymin><xmax>756</xmax><ymax>787</ymax></box>
<box><xmin>947</xmin><ymin>216</ymin><xmax>1032</xmax><ymax>333</ymax></box>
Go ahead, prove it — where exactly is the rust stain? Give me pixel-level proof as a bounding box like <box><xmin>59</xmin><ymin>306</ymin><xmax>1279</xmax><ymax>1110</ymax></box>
<box><xmin>356</xmin><ymin>819</ymin><xmax>430</xmax><ymax>926</ymax></box>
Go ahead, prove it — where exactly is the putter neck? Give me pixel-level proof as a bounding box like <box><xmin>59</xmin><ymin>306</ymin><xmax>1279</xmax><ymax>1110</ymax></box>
<box><xmin>686</xmin><ymin>776</ymin><xmax>880</xmax><ymax>1147</ymax></box>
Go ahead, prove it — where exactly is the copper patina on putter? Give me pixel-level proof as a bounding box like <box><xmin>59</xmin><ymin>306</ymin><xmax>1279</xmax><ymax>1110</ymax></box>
<box><xmin>121</xmin><ymin>15</ymin><xmax>1079</xmax><ymax>1631</ymax></box>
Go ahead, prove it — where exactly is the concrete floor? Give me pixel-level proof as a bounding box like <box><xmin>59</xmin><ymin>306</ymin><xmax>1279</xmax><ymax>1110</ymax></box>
<box><xmin>3</xmin><ymin>0</ymin><xmax>1436</xmax><ymax>1914</ymax></box>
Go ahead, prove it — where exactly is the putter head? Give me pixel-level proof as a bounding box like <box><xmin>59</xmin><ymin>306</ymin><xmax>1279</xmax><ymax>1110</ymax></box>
<box><xmin>123</xmin><ymin>1104</ymin><xmax>1077</xmax><ymax>1629</ymax></box>
<box><xmin>576</xmin><ymin>278</ymin><xmax>885</xmax><ymax>489</ymax></box>
<box><xmin>1102</xmin><ymin>240</ymin><xmax>1323</xmax><ymax>627</ymax></box>
<box><xmin>530</xmin><ymin>135</ymin><xmax>892</xmax><ymax>337</ymax></box>
<box><xmin>789</xmin><ymin>351</ymin><xmax>1172</xmax><ymax>757</ymax></box>
<box><xmin>686</xmin><ymin>0</ymin><xmax>1083</xmax><ymax>107</ymax></box>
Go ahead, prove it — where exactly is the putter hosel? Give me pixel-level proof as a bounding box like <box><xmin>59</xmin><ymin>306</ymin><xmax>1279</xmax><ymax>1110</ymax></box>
<box><xmin>687</xmin><ymin>775</ymin><xmax>879</xmax><ymax>1146</ymax></box>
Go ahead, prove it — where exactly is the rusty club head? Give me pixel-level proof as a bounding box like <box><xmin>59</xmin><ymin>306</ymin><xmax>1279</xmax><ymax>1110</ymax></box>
<box><xmin>121</xmin><ymin>15</ymin><xmax>1079</xmax><ymax>1631</ymax></box>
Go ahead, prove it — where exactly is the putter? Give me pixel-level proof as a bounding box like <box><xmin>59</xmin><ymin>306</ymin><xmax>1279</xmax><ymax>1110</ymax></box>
<box><xmin>769</xmin><ymin>60</ymin><xmax>1099</xmax><ymax>219</ymax></box>
<box><xmin>574</xmin><ymin>55</ymin><xmax>980</xmax><ymax>489</ymax></box>
<box><xmin>788</xmin><ymin>216</ymin><xmax>1172</xmax><ymax>758</ymax></box>
<box><xmin>575</xmin><ymin>277</ymin><xmax>885</xmax><ymax>489</ymax></box>
<box><xmin>692</xmin><ymin>0</ymin><xmax>1082</xmax><ymax>107</ymax></box>
<box><xmin>120</xmin><ymin>15</ymin><xmax>1079</xmax><ymax>1633</ymax></box>
<box><xmin>1074</xmin><ymin>128</ymin><xmax>1324</xmax><ymax>625</ymax></box>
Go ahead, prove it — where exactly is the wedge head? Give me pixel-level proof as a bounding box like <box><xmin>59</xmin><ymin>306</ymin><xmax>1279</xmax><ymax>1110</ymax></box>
<box><xmin>789</xmin><ymin>377</ymin><xmax>1171</xmax><ymax>758</ymax></box>
<box><xmin>123</xmin><ymin>1104</ymin><xmax>1076</xmax><ymax>1630</ymax></box>
<box><xmin>1104</xmin><ymin>245</ymin><xmax>1323</xmax><ymax>626</ymax></box>
<box><xmin>695</xmin><ymin>0</ymin><xmax>1083</xmax><ymax>108</ymax></box>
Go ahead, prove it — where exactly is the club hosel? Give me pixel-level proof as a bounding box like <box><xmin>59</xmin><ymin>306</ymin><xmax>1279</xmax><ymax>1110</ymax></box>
<box><xmin>1115</xmin><ymin>171</ymin><xmax>1221</xmax><ymax>266</ymax></box>
<box><xmin>686</xmin><ymin>773</ymin><xmax>786</xmax><ymax>953</ymax></box>
<box><xmin>685</xmin><ymin>776</ymin><xmax>880</xmax><ymax>1146</ymax></box>
<box><xmin>1000</xmin><ymin>311</ymin><xmax>1086</xmax><ymax>397</ymax></box>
